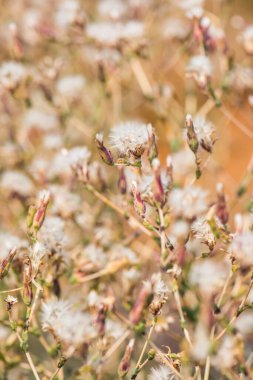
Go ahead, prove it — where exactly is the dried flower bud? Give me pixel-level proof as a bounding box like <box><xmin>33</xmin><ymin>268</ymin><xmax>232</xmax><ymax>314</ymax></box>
<box><xmin>5</xmin><ymin>295</ymin><xmax>18</xmax><ymax>311</ymax></box>
<box><xmin>0</xmin><ymin>247</ymin><xmax>17</xmax><ymax>279</ymax></box>
<box><xmin>186</xmin><ymin>114</ymin><xmax>199</xmax><ymax>154</ymax></box>
<box><xmin>152</xmin><ymin>158</ymin><xmax>165</xmax><ymax>204</ymax></box>
<box><xmin>130</xmin><ymin>283</ymin><xmax>152</xmax><ymax>324</ymax></box>
<box><xmin>22</xmin><ymin>257</ymin><xmax>33</xmax><ymax>306</ymax></box>
<box><xmin>147</xmin><ymin>125</ymin><xmax>158</xmax><ymax>163</ymax></box>
<box><xmin>95</xmin><ymin>133</ymin><xmax>114</xmax><ymax>165</ymax></box>
<box><xmin>166</xmin><ymin>156</ymin><xmax>173</xmax><ymax>189</ymax></box>
<box><xmin>216</xmin><ymin>182</ymin><xmax>229</xmax><ymax>224</ymax></box>
<box><xmin>118</xmin><ymin>166</ymin><xmax>127</xmax><ymax>194</ymax></box>
<box><xmin>26</xmin><ymin>205</ymin><xmax>36</xmax><ymax>230</ymax></box>
<box><xmin>32</xmin><ymin>190</ymin><xmax>50</xmax><ymax>233</ymax></box>
<box><xmin>132</xmin><ymin>181</ymin><xmax>146</xmax><ymax>218</ymax></box>
<box><xmin>95</xmin><ymin>304</ymin><xmax>107</xmax><ymax>337</ymax></box>
<box><xmin>118</xmin><ymin>338</ymin><xmax>135</xmax><ymax>378</ymax></box>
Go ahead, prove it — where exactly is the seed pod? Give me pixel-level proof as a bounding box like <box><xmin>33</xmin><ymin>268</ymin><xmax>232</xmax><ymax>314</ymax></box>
<box><xmin>0</xmin><ymin>247</ymin><xmax>17</xmax><ymax>279</ymax></box>
<box><xmin>186</xmin><ymin>114</ymin><xmax>199</xmax><ymax>154</ymax></box>
<box><xmin>130</xmin><ymin>284</ymin><xmax>152</xmax><ymax>324</ymax></box>
<box><xmin>152</xmin><ymin>158</ymin><xmax>165</xmax><ymax>204</ymax></box>
<box><xmin>95</xmin><ymin>133</ymin><xmax>114</xmax><ymax>165</ymax></box>
<box><xmin>95</xmin><ymin>304</ymin><xmax>107</xmax><ymax>337</ymax></box>
<box><xmin>118</xmin><ymin>166</ymin><xmax>127</xmax><ymax>194</ymax></box>
<box><xmin>216</xmin><ymin>183</ymin><xmax>229</xmax><ymax>224</ymax></box>
<box><xmin>32</xmin><ymin>191</ymin><xmax>50</xmax><ymax>232</ymax></box>
<box><xmin>22</xmin><ymin>257</ymin><xmax>33</xmax><ymax>306</ymax></box>
<box><xmin>132</xmin><ymin>181</ymin><xmax>146</xmax><ymax>219</ymax></box>
<box><xmin>118</xmin><ymin>339</ymin><xmax>135</xmax><ymax>379</ymax></box>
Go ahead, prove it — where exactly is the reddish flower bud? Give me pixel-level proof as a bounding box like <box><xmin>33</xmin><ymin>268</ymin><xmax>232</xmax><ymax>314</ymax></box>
<box><xmin>22</xmin><ymin>257</ymin><xmax>33</xmax><ymax>306</ymax></box>
<box><xmin>118</xmin><ymin>339</ymin><xmax>135</xmax><ymax>378</ymax></box>
<box><xmin>118</xmin><ymin>166</ymin><xmax>127</xmax><ymax>194</ymax></box>
<box><xmin>216</xmin><ymin>183</ymin><xmax>229</xmax><ymax>224</ymax></box>
<box><xmin>132</xmin><ymin>181</ymin><xmax>146</xmax><ymax>219</ymax></box>
<box><xmin>152</xmin><ymin>158</ymin><xmax>165</xmax><ymax>204</ymax></box>
<box><xmin>95</xmin><ymin>133</ymin><xmax>114</xmax><ymax>165</ymax></box>
<box><xmin>0</xmin><ymin>247</ymin><xmax>17</xmax><ymax>279</ymax></box>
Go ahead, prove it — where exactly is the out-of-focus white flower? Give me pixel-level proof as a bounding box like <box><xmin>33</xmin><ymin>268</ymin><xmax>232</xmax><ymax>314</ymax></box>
<box><xmin>192</xmin><ymin>323</ymin><xmax>209</xmax><ymax>361</ymax></box>
<box><xmin>171</xmin><ymin>149</ymin><xmax>195</xmax><ymax>180</ymax></box>
<box><xmin>0</xmin><ymin>61</ymin><xmax>26</xmax><ymax>90</ymax></box>
<box><xmin>21</xmin><ymin>9</ymin><xmax>42</xmax><ymax>46</ymax></box>
<box><xmin>48</xmin><ymin>146</ymin><xmax>91</xmax><ymax>178</ymax></box>
<box><xmin>110</xmin><ymin>245</ymin><xmax>138</xmax><ymax>264</ymax></box>
<box><xmin>186</xmin><ymin>55</ymin><xmax>212</xmax><ymax>87</ymax></box>
<box><xmin>98</xmin><ymin>0</ymin><xmax>127</xmax><ymax>20</ymax></box>
<box><xmin>169</xmin><ymin>186</ymin><xmax>208</xmax><ymax>219</ymax></box>
<box><xmin>42</xmin><ymin>133</ymin><xmax>63</xmax><ymax>150</ymax></box>
<box><xmin>41</xmin><ymin>299</ymin><xmax>72</xmax><ymax>330</ymax></box>
<box><xmin>22</xmin><ymin>108</ymin><xmax>59</xmax><ymax>133</ymax></box>
<box><xmin>148</xmin><ymin>364</ymin><xmax>178</xmax><ymax>380</ymax></box>
<box><xmin>109</xmin><ymin>121</ymin><xmax>152</xmax><ymax>157</ymax></box>
<box><xmin>191</xmin><ymin>216</ymin><xmax>216</xmax><ymax>250</ymax></box>
<box><xmin>106</xmin><ymin>319</ymin><xmax>125</xmax><ymax>339</ymax></box>
<box><xmin>212</xmin><ymin>336</ymin><xmax>236</xmax><ymax>370</ymax></box>
<box><xmin>235</xmin><ymin>311</ymin><xmax>253</xmax><ymax>335</ymax></box>
<box><xmin>83</xmin><ymin>46</ymin><xmax>122</xmax><ymax>68</ymax></box>
<box><xmin>193</xmin><ymin>116</ymin><xmax>216</xmax><ymax>152</ymax></box>
<box><xmin>241</xmin><ymin>25</ymin><xmax>253</xmax><ymax>54</ymax></box>
<box><xmin>86</xmin><ymin>21</ymin><xmax>144</xmax><ymax>46</ymax></box>
<box><xmin>163</xmin><ymin>19</ymin><xmax>191</xmax><ymax>40</ymax></box>
<box><xmin>49</xmin><ymin>185</ymin><xmax>80</xmax><ymax>217</ymax></box>
<box><xmin>1</xmin><ymin>170</ymin><xmax>34</xmax><ymax>197</ymax></box>
<box><xmin>83</xmin><ymin>243</ymin><xmax>107</xmax><ymax>266</ymax></box>
<box><xmin>227</xmin><ymin>65</ymin><xmax>253</xmax><ymax>92</ymax></box>
<box><xmin>0</xmin><ymin>232</ymin><xmax>27</xmax><ymax>259</ymax></box>
<box><xmin>189</xmin><ymin>258</ymin><xmax>229</xmax><ymax>294</ymax></box>
<box><xmin>0</xmin><ymin>326</ymin><xmax>10</xmax><ymax>341</ymax></box>
<box><xmin>170</xmin><ymin>220</ymin><xmax>190</xmax><ymax>242</ymax></box>
<box><xmin>229</xmin><ymin>232</ymin><xmax>253</xmax><ymax>266</ymax></box>
<box><xmin>176</xmin><ymin>0</ymin><xmax>204</xmax><ymax>10</ymax></box>
<box><xmin>55</xmin><ymin>0</ymin><xmax>85</xmax><ymax>28</ymax></box>
<box><xmin>56</xmin><ymin>75</ymin><xmax>85</xmax><ymax>102</ymax></box>
<box><xmin>123</xmin><ymin>268</ymin><xmax>141</xmax><ymax>282</ymax></box>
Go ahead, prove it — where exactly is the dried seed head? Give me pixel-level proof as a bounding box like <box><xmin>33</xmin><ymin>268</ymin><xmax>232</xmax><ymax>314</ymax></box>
<box><xmin>109</xmin><ymin>121</ymin><xmax>151</xmax><ymax>158</ymax></box>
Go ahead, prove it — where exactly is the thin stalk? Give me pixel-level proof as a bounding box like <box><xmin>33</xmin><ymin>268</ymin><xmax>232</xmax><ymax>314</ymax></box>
<box><xmin>158</xmin><ymin>208</ymin><xmax>167</xmax><ymax>264</ymax></box>
<box><xmin>215</xmin><ymin>278</ymin><xmax>253</xmax><ymax>341</ymax></box>
<box><xmin>173</xmin><ymin>288</ymin><xmax>193</xmax><ymax>347</ymax></box>
<box><xmin>135</xmin><ymin>320</ymin><xmax>156</xmax><ymax>369</ymax></box>
<box><xmin>85</xmin><ymin>184</ymin><xmax>152</xmax><ymax>237</ymax></box>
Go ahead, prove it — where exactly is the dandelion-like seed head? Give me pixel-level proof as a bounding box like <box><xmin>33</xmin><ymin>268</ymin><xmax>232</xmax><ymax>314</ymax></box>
<box><xmin>109</xmin><ymin>121</ymin><xmax>152</xmax><ymax>158</ymax></box>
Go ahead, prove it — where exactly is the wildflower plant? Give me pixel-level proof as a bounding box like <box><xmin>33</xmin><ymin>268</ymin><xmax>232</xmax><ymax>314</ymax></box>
<box><xmin>0</xmin><ymin>1</ymin><xmax>253</xmax><ymax>380</ymax></box>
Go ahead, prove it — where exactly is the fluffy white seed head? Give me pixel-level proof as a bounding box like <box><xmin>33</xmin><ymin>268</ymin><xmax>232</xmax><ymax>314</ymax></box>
<box><xmin>109</xmin><ymin>121</ymin><xmax>152</xmax><ymax>157</ymax></box>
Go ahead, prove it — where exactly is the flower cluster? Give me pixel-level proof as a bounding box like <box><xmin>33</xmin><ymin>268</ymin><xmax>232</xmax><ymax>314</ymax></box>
<box><xmin>0</xmin><ymin>1</ymin><xmax>253</xmax><ymax>379</ymax></box>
